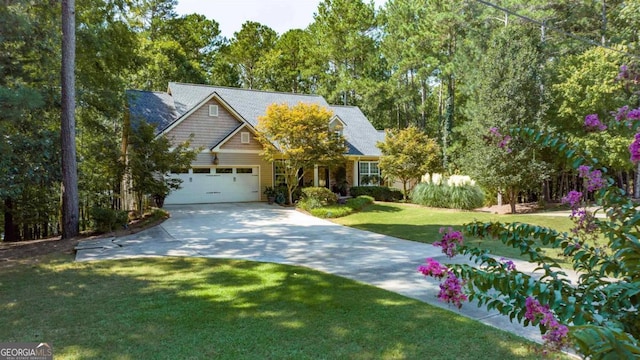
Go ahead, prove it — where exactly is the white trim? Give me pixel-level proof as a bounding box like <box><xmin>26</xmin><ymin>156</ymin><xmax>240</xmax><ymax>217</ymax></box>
<box><xmin>215</xmin><ymin>149</ymin><xmax>263</xmax><ymax>154</ymax></box>
<box><xmin>241</xmin><ymin>132</ymin><xmax>250</xmax><ymax>144</ymax></box>
<box><xmin>208</xmin><ymin>104</ymin><xmax>219</xmax><ymax>117</ymax></box>
<box><xmin>330</xmin><ymin>115</ymin><xmax>346</xmax><ymax>128</ymax></box>
<box><xmin>352</xmin><ymin>160</ymin><xmax>358</xmax><ymax>188</ymax></box>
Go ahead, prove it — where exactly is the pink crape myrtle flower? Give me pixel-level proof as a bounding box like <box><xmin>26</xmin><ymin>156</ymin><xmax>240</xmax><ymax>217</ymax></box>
<box><xmin>577</xmin><ymin>165</ymin><xmax>605</xmax><ymax>192</ymax></box>
<box><xmin>561</xmin><ymin>190</ymin><xmax>582</xmax><ymax>209</ymax></box>
<box><xmin>434</xmin><ymin>227</ymin><xmax>464</xmax><ymax>258</ymax></box>
<box><xmin>417</xmin><ymin>258</ymin><xmax>447</xmax><ymax>278</ymax></box>
<box><xmin>584</xmin><ymin>114</ymin><xmax>607</xmax><ymax>131</ymax></box>
<box><xmin>438</xmin><ymin>271</ymin><xmax>468</xmax><ymax>309</ymax></box>
<box><xmin>525</xmin><ymin>297</ymin><xmax>570</xmax><ymax>352</ymax></box>
<box><xmin>499</xmin><ymin>257</ymin><xmax>516</xmax><ymax>271</ymax></box>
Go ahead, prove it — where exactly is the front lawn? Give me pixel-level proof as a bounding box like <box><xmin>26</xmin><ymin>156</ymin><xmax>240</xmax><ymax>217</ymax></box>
<box><xmin>0</xmin><ymin>256</ymin><xmax>569</xmax><ymax>359</ymax></box>
<box><xmin>332</xmin><ymin>203</ymin><xmax>590</xmax><ymax>266</ymax></box>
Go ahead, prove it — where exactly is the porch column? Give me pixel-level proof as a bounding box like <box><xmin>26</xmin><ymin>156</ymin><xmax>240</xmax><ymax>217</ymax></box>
<box><xmin>352</xmin><ymin>159</ymin><xmax>358</xmax><ymax>187</ymax></box>
<box><xmin>313</xmin><ymin>165</ymin><xmax>319</xmax><ymax>187</ymax></box>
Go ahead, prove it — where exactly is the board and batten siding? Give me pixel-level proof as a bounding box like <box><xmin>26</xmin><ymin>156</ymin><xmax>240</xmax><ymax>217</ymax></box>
<box><xmin>192</xmin><ymin>152</ymin><xmax>273</xmax><ymax>201</ymax></box>
<box><xmin>166</xmin><ymin>99</ymin><xmax>241</xmax><ymax>148</ymax></box>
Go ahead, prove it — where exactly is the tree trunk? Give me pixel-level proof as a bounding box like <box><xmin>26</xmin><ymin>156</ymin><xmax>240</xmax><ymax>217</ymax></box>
<box><xmin>61</xmin><ymin>0</ymin><xmax>79</xmax><ymax>239</ymax></box>
<box><xmin>508</xmin><ymin>188</ymin><xmax>517</xmax><ymax>214</ymax></box>
<box><xmin>3</xmin><ymin>198</ymin><xmax>20</xmax><ymax>242</ymax></box>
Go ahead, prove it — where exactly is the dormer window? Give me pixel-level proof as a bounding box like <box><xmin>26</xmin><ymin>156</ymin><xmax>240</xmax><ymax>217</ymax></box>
<box><xmin>330</xmin><ymin>118</ymin><xmax>345</xmax><ymax>137</ymax></box>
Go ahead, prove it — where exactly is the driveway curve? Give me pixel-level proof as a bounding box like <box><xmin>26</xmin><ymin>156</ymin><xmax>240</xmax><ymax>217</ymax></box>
<box><xmin>76</xmin><ymin>203</ymin><xmax>541</xmax><ymax>344</ymax></box>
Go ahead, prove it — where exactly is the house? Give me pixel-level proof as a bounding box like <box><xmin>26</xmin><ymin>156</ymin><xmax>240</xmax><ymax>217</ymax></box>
<box><xmin>125</xmin><ymin>83</ymin><xmax>385</xmax><ymax>205</ymax></box>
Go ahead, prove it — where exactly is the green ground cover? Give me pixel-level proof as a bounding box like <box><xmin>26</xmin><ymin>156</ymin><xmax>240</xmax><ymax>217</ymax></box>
<box><xmin>332</xmin><ymin>203</ymin><xmax>590</xmax><ymax>266</ymax></box>
<box><xmin>0</xmin><ymin>256</ymin><xmax>570</xmax><ymax>359</ymax></box>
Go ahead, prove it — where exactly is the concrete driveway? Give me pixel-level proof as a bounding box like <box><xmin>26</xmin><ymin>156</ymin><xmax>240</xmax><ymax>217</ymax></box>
<box><xmin>75</xmin><ymin>202</ymin><xmax>541</xmax><ymax>343</ymax></box>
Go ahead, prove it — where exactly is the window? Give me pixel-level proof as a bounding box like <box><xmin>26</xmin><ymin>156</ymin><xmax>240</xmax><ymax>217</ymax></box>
<box><xmin>241</xmin><ymin>132</ymin><xmax>250</xmax><ymax>144</ymax></box>
<box><xmin>215</xmin><ymin>168</ymin><xmax>233</xmax><ymax>174</ymax></box>
<box><xmin>208</xmin><ymin>105</ymin><xmax>219</xmax><ymax>117</ymax></box>
<box><xmin>330</xmin><ymin>119</ymin><xmax>344</xmax><ymax>138</ymax></box>
<box><xmin>359</xmin><ymin>161</ymin><xmax>380</xmax><ymax>186</ymax></box>
<box><xmin>192</xmin><ymin>168</ymin><xmax>211</xmax><ymax>174</ymax></box>
<box><xmin>236</xmin><ymin>168</ymin><xmax>253</xmax><ymax>174</ymax></box>
<box><xmin>274</xmin><ymin>160</ymin><xmax>287</xmax><ymax>186</ymax></box>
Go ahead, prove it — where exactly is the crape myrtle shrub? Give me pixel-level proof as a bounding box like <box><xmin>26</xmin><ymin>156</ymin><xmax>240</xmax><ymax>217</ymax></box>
<box><xmin>417</xmin><ymin>67</ymin><xmax>640</xmax><ymax>359</ymax></box>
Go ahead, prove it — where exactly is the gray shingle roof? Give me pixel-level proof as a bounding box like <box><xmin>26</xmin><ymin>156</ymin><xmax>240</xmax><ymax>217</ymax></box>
<box><xmin>126</xmin><ymin>90</ymin><xmax>177</xmax><ymax>134</ymax></box>
<box><xmin>127</xmin><ymin>83</ymin><xmax>382</xmax><ymax>156</ymax></box>
<box><xmin>168</xmin><ymin>82</ymin><xmax>330</xmax><ymax>128</ymax></box>
<box><xmin>331</xmin><ymin>105</ymin><xmax>383</xmax><ymax>156</ymax></box>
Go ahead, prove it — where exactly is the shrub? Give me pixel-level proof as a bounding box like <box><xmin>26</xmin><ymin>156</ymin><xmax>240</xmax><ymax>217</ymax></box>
<box><xmin>349</xmin><ymin>186</ymin><xmax>403</xmax><ymax>202</ymax></box>
<box><xmin>411</xmin><ymin>183</ymin><xmax>447</xmax><ymax>208</ymax></box>
<box><xmin>302</xmin><ymin>187</ymin><xmax>338</xmax><ymax>205</ymax></box>
<box><xmin>411</xmin><ymin>182</ymin><xmax>484</xmax><ymax>210</ymax></box>
<box><xmin>345</xmin><ymin>195</ymin><xmax>374</xmax><ymax>210</ymax></box>
<box><xmin>90</xmin><ymin>207</ymin><xmax>129</xmax><ymax>233</ymax></box>
<box><xmin>447</xmin><ymin>184</ymin><xmax>484</xmax><ymax>210</ymax></box>
<box><xmin>309</xmin><ymin>196</ymin><xmax>374</xmax><ymax>218</ymax></box>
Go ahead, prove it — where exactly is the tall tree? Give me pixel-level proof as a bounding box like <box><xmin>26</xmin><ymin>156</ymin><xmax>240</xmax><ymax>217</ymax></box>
<box><xmin>228</xmin><ymin>21</ymin><xmax>277</xmax><ymax>89</ymax></box>
<box><xmin>307</xmin><ymin>0</ymin><xmax>388</xmax><ymax>126</ymax></box>
<box><xmin>257</xmin><ymin>29</ymin><xmax>313</xmax><ymax>93</ymax></box>
<box><xmin>459</xmin><ymin>24</ymin><xmax>549</xmax><ymax>213</ymax></box>
<box><xmin>61</xmin><ymin>0</ymin><xmax>79</xmax><ymax>238</ymax></box>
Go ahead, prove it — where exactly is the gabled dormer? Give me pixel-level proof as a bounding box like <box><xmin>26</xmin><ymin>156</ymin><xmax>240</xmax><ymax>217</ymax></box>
<box><xmin>329</xmin><ymin>116</ymin><xmax>346</xmax><ymax>137</ymax></box>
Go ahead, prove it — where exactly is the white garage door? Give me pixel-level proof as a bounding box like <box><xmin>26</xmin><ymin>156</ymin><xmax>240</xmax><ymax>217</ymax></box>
<box><xmin>164</xmin><ymin>167</ymin><xmax>260</xmax><ymax>205</ymax></box>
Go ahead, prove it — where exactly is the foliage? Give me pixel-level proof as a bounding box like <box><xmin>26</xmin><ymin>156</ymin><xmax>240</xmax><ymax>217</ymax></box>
<box><xmin>309</xmin><ymin>196</ymin><xmax>374</xmax><ymax>218</ymax></box>
<box><xmin>127</xmin><ymin>122</ymin><xmax>197</xmax><ymax>215</ymax></box>
<box><xmin>377</xmin><ymin>126</ymin><xmax>441</xmax><ymax>199</ymax></box>
<box><xmin>298</xmin><ymin>187</ymin><xmax>338</xmax><ymax>211</ymax></box>
<box><xmin>256</xmin><ymin>102</ymin><xmax>346</xmax><ymax>205</ymax></box>
<box><xmin>458</xmin><ymin>24</ymin><xmax>549</xmax><ymax>214</ymax></box>
<box><xmin>349</xmin><ymin>186</ymin><xmax>403</xmax><ymax>202</ymax></box>
<box><xmin>422</xmin><ymin>125</ymin><xmax>640</xmax><ymax>358</ymax></box>
<box><xmin>89</xmin><ymin>207</ymin><xmax>129</xmax><ymax>233</ymax></box>
<box><xmin>411</xmin><ymin>182</ymin><xmax>484</xmax><ymax>210</ymax></box>
<box><xmin>228</xmin><ymin>21</ymin><xmax>277</xmax><ymax>89</ymax></box>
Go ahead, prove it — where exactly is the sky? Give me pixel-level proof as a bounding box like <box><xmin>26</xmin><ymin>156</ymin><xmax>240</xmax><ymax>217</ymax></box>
<box><xmin>175</xmin><ymin>0</ymin><xmax>387</xmax><ymax>39</ymax></box>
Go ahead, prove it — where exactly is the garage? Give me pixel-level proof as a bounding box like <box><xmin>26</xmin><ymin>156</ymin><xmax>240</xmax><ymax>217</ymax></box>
<box><xmin>164</xmin><ymin>166</ymin><xmax>260</xmax><ymax>204</ymax></box>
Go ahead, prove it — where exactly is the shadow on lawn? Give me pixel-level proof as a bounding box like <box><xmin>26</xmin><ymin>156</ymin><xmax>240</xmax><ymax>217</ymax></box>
<box><xmin>0</xmin><ymin>257</ymin><xmax>557</xmax><ymax>359</ymax></box>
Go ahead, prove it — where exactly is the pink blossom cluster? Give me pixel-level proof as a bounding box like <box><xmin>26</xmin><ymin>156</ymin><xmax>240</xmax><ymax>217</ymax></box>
<box><xmin>617</xmin><ymin>64</ymin><xmax>640</xmax><ymax>83</ymax></box>
<box><xmin>584</xmin><ymin>114</ymin><xmax>607</xmax><ymax>131</ymax></box>
<box><xmin>612</xmin><ymin>106</ymin><xmax>640</xmax><ymax>130</ymax></box>
<box><xmin>570</xmin><ymin>209</ymin><xmax>598</xmax><ymax>236</ymax></box>
<box><xmin>417</xmin><ymin>258</ymin><xmax>447</xmax><ymax>278</ymax></box>
<box><xmin>577</xmin><ymin>165</ymin><xmax>605</xmax><ymax>192</ymax></box>
<box><xmin>499</xmin><ymin>257</ymin><xmax>516</xmax><ymax>271</ymax></box>
<box><xmin>434</xmin><ymin>227</ymin><xmax>464</xmax><ymax>258</ymax></box>
<box><xmin>438</xmin><ymin>271</ymin><xmax>468</xmax><ymax>308</ymax></box>
<box><xmin>525</xmin><ymin>297</ymin><xmax>570</xmax><ymax>351</ymax></box>
<box><xmin>417</xmin><ymin>258</ymin><xmax>468</xmax><ymax>308</ymax></box>
<box><xmin>488</xmin><ymin>127</ymin><xmax>512</xmax><ymax>153</ymax></box>
<box><xmin>561</xmin><ymin>190</ymin><xmax>582</xmax><ymax>209</ymax></box>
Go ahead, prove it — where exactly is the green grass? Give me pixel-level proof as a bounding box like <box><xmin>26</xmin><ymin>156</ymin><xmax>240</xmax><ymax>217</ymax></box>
<box><xmin>0</xmin><ymin>256</ymin><xmax>570</xmax><ymax>359</ymax></box>
<box><xmin>333</xmin><ymin>203</ymin><xmax>587</xmax><ymax>266</ymax></box>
